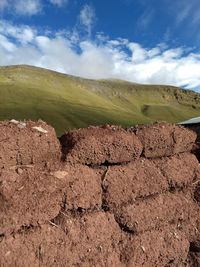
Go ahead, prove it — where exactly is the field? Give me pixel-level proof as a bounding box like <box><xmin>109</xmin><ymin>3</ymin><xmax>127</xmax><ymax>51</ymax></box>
<box><xmin>0</xmin><ymin>65</ymin><xmax>200</xmax><ymax>135</ymax></box>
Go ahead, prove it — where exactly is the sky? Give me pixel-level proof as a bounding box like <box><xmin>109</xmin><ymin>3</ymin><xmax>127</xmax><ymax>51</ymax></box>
<box><xmin>0</xmin><ymin>0</ymin><xmax>200</xmax><ymax>91</ymax></box>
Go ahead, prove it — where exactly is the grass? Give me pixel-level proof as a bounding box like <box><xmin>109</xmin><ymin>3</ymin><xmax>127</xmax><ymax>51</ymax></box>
<box><xmin>0</xmin><ymin>65</ymin><xmax>200</xmax><ymax>136</ymax></box>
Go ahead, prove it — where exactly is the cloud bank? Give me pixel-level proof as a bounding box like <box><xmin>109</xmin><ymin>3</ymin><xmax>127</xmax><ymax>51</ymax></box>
<box><xmin>0</xmin><ymin>20</ymin><xmax>200</xmax><ymax>91</ymax></box>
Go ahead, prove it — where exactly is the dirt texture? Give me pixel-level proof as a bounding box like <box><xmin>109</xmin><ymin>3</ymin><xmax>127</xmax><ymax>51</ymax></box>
<box><xmin>120</xmin><ymin>227</ymin><xmax>190</xmax><ymax>267</ymax></box>
<box><xmin>1</xmin><ymin>121</ymin><xmax>200</xmax><ymax>267</ymax></box>
<box><xmin>116</xmin><ymin>191</ymin><xmax>199</xmax><ymax>234</ymax></box>
<box><xmin>129</xmin><ymin>122</ymin><xmax>197</xmax><ymax>158</ymax></box>
<box><xmin>184</xmin><ymin>124</ymin><xmax>200</xmax><ymax>164</ymax></box>
<box><xmin>0</xmin><ymin>120</ymin><xmax>61</xmax><ymax>170</ymax></box>
<box><xmin>60</xmin><ymin>125</ymin><xmax>143</xmax><ymax>165</ymax></box>
<box><xmin>186</xmin><ymin>124</ymin><xmax>200</xmax><ymax>147</ymax></box>
<box><xmin>0</xmin><ymin>168</ymin><xmax>65</xmax><ymax>235</ymax></box>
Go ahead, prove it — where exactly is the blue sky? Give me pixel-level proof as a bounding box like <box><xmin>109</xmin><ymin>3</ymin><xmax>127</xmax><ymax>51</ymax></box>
<box><xmin>0</xmin><ymin>0</ymin><xmax>200</xmax><ymax>90</ymax></box>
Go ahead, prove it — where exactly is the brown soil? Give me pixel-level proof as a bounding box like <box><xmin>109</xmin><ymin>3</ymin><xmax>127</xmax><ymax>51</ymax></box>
<box><xmin>0</xmin><ymin>168</ymin><xmax>65</xmax><ymax>235</ymax></box>
<box><xmin>117</xmin><ymin>191</ymin><xmax>199</xmax><ymax>234</ymax></box>
<box><xmin>60</xmin><ymin>125</ymin><xmax>143</xmax><ymax>165</ymax></box>
<box><xmin>129</xmin><ymin>122</ymin><xmax>197</xmax><ymax>158</ymax></box>
<box><xmin>185</xmin><ymin>124</ymin><xmax>200</xmax><ymax>163</ymax></box>
<box><xmin>0</xmin><ymin>120</ymin><xmax>61</xmax><ymax>170</ymax></box>
<box><xmin>120</xmin><ymin>226</ymin><xmax>190</xmax><ymax>267</ymax></box>
<box><xmin>1</xmin><ymin>121</ymin><xmax>200</xmax><ymax>266</ymax></box>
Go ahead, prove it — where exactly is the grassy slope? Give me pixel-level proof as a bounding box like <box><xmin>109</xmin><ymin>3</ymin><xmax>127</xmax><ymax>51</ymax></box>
<box><xmin>0</xmin><ymin>65</ymin><xmax>200</xmax><ymax>135</ymax></box>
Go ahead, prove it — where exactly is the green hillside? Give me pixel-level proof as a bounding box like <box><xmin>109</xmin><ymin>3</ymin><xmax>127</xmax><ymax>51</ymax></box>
<box><xmin>0</xmin><ymin>65</ymin><xmax>200</xmax><ymax>135</ymax></box>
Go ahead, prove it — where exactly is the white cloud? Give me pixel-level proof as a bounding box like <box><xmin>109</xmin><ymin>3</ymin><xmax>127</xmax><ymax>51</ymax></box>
<box><xmin>0</xmin><ymin>34</ymin><xmax>16</xmax><ymax>52</ymax></box>
<box><xmin>0</xmin><ymin>20</ymin><xmax>200</xmax><ymax>91</ymax></box>
<box><xmin>0</xmin><ymin>21</ymin><xmax>36</xmax><ymax>44</ymax></box>
<box><xmin>15</xmin><ymin>0</ymin><xmax>42</xmax><ymax>15</ymax></box>
<box><xmin>0</xmin><ymin>0</ymin><xmax>42</xmax><ymax>15</ymax></box>
<box><xmin>79</xmin><ymin>4</ymin><xmax>96</xmax><ymax>36</ymax></box>
<box><xmin>0</xmin><ymin>0</ymin><xmax>68</xmax><ymax>14</ymax></box>
<box><xmin>49</xmin><ymin>0</ymin><xmax>68</xmax><ymax>7</ymax></box>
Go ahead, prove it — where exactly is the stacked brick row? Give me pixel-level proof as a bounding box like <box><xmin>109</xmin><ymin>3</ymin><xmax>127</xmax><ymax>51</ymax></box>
<box><xmin>0</xmin><ymin>121</ymin><xmax>200</xmax><ymax>266</ymax></box>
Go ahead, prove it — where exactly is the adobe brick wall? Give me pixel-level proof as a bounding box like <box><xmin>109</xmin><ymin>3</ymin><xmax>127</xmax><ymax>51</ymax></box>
<box><xmin>0</xmin><ymin>120</ymin><xmax>61</xmax><ymax>170</ymax></box>
<box><xmin>0</xmin><ymin>121</ymin><xmax>199</xmax><ymax>266</ymax></box>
